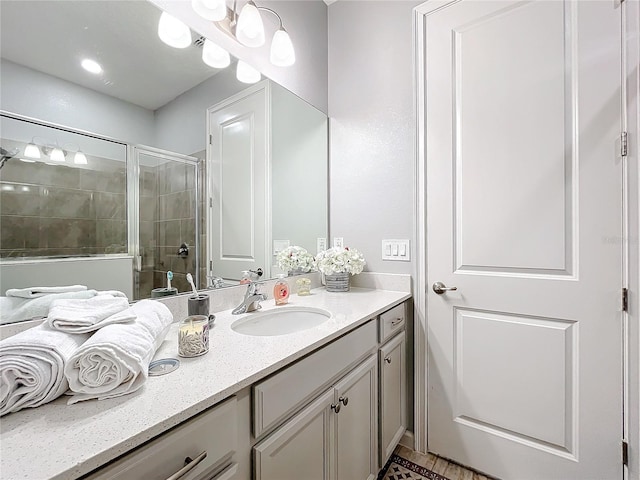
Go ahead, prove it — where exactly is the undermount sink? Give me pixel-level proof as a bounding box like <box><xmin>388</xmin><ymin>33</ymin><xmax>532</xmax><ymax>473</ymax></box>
<box><xmin>231</xmin><ymin>307</ymin><xmax>331</xmax><ymax>336</ymax></box>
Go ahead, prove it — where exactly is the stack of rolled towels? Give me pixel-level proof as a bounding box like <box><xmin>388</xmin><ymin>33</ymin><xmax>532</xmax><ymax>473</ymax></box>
<box><xmin>0</xmin><ymin>287</ymin><xmax>172</xmax><ymax>416</ymax></box>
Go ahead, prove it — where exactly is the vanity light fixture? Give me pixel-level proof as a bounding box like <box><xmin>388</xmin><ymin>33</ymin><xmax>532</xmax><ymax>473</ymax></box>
<box><xmin>236</xmin><ymin>1</ymin><xmax>265</xmax><ymax>47</ymax></box>
<box><xmin>236</xmin><ymin>60</ymin><xmax>261</xmax><ymax>84</ymax></box>
<box><xmin>191</xmin><ymin>0</ymin><xmax>296</xmax><ymax>67</ymax></box>
<box><xmin>158</xmin><ymin>12</ymin><xmax>192</xmax><ymax>49</ymax></box>
<box><xmin>81</xmin><ymin>58</ymin><xmax>102</xmax><ymax>75</ymax></box>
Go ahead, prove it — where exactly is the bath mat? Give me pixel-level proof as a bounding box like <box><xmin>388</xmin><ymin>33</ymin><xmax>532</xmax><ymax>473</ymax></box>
<box><xmin>378</xmin><ymin>453</ymin><xmax>450</xmax><ymax>480</ymax></box>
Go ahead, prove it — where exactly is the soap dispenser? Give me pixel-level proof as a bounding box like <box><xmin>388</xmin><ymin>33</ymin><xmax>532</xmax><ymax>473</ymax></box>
<box><xmin>274</xmin><ymin>275</ymin><xmax>289</xmax><ymax>305</ymax></box>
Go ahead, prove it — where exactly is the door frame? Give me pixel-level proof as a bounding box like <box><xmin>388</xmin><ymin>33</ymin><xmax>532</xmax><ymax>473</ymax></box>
<box><xmin>411</xmin><ymin>2</ymin><xmax>640</xmax><ymax>478</ymax></box>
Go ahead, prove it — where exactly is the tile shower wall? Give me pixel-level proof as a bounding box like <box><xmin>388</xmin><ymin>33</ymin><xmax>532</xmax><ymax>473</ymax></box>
<box><xmin>137</xmin><ymin>160</ymin><xmax>198</xmax><ymax>299</ymax></box>
<box><xmin>0</xmin><ymin>160</ymin><xmax>127</xmax><ymax>258</ymax></box>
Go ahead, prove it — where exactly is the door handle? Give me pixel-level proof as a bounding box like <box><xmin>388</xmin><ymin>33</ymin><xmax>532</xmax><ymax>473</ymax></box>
<box><xmin>432</xmin><ymin>282</ymin><xmax>457</xmax><ymax>295</ymax></box>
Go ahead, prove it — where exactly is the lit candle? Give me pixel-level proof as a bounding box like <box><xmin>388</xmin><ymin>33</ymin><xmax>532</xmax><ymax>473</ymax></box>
<box><xmin>178</xmin><ymin>315</ymin><xmax>210</xmax><ymax>357</ymax></box>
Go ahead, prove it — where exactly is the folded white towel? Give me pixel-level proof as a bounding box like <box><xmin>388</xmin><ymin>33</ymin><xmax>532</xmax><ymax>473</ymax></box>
<box><xmin>1</xmin><ymin>290</ymin><xmax>99</xmax><ymax>325</ymax></box>
<box><xmin>64</xmin><ymin>300</ymin><xmax>173</xmax><ymax>404</ymax></box>
<box><xmin>0</xmin><ymin>323</ymin><xmax>90</xmax><ymax>416</ymax></box>
<box><xmin>48</xmin><ymin>296</ymin><xmax>133</xmax><ymax>334</ymax></box>
<box><xmin>5</xmin><ymin>285</ymin><xmax>88</xmax><ymax>299</ymax></box>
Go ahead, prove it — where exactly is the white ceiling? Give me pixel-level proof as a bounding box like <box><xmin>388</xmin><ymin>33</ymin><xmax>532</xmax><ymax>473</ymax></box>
<box><xmin>0</xmin><ymin>0</ymin><xmax>228</xmax><ymax>111</ymax></box>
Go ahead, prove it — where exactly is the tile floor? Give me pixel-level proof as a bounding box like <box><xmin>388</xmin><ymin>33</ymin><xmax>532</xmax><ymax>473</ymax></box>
<box><xmin>395</xmin><ymin>444</ymin><xmax>496</xmax><ymax>480</ymax></box>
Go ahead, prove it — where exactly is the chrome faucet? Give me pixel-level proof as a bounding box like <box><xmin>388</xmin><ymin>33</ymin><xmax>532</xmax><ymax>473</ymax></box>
<box><xmin>232</xmin><ymin>282</ymin><xmax>267</xmax><ymax>314</ymax></box>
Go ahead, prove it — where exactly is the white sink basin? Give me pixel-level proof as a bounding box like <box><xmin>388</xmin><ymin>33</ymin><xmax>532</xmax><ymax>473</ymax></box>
<box><xmin>231</xmin><ymin>307</ymin><xmax>331</xmax><ymax>336</ymax></box>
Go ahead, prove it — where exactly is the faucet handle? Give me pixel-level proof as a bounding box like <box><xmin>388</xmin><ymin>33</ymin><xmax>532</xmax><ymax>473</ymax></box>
<box><xmin>247</xmin><ymin>281</ymin><xmax>260</xmax><ymax>295</ymax></box>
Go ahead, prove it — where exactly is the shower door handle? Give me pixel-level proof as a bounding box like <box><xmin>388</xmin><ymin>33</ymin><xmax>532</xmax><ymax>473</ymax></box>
<box><xmin>135</xmin><ymin>255</ymin><xmax>142</xmax><ymax>272</ymax></box>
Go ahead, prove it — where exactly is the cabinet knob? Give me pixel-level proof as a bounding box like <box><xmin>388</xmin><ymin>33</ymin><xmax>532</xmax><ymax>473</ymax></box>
<box><xmin>331</xmin><ymin>402</ymin><xmax>341</xmax><ymax>413</ymax></box>
<box><xmin>384</xmin><ymin>356</ymin><xmax>392</xmax><ymax>364</ymax></box>
<box><xmin>339</xmin><ymin>396</ymin><xmax>349</xmax><ymax>406</ymax></box>
<box><xmin>391</xmin><ymin>318</ymin><xmax>403</xmax><ymax>326</ymax></box>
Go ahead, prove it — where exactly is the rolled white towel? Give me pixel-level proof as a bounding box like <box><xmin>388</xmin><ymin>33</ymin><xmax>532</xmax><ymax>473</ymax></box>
<box><xmin>1</xmin><ymin>290</ymin><xmax>98</xmax><ymax>325</ymax></box>
<box><xmin>5</xmin><ymin>285</ymin><xmax>88</xmax><ymax>299</ymax></box>
<box><xmin>48</xmin><ymin>296</ymin><xmax>134</xmax><ymax>334</ymax></box>
<box><xmin>64</xmin><ymin>300</ymin><xmax>173</xmax><ymax>404</ymax></box>
<box><xmin>0</xmin><ymin>323</ymin><xmax>90</xmax><ymax>416</ymax></box>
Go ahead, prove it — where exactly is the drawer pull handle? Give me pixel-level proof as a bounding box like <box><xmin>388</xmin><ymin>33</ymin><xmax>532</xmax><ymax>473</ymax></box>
<box><xmin>339</xmin><ymin>396</ymin><xmax>349</xmax><ymax>406</ymax></box>
<box><xmin>166</xmin><ymin>451</ymin><xmax>207</xmax><ymax>480</ymax></box>
<box><xmin>384</xmin><ymin>356</ymin><xmax>392</xmax><ymax>364</ymax></box>
<box><xmin>391</xmin><ymin>318</ymin><xmax>403</xmax><ymax>326</ymax></box>
<box><xmin>331</xmin><ymin>402</ymin><xmax>341</xmax><ymax>413</ymax></box>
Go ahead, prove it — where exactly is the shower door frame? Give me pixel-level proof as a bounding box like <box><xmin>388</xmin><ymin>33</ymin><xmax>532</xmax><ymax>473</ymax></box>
<box><xmin>128</xmin><ymin>145</ymin><xmax>200</xmax><ymax>299</ymax></box>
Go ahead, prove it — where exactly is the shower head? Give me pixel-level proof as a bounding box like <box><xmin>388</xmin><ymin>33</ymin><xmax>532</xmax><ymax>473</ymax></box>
<box><xmin>0</xmin><ymin>147</ymin><xmax>19</xmax><ymax>170</ymax></box>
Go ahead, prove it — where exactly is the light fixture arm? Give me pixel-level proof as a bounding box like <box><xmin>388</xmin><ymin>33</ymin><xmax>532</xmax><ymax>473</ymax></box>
<box><xmin>256</xmin><ymin>6</ymin><xmax>283</xmax><ymax>29</ymax></box>
<box><xmin>229</xmin><ymin>1</ymin><xmax>285</xmax><ymax>32</ymax></box>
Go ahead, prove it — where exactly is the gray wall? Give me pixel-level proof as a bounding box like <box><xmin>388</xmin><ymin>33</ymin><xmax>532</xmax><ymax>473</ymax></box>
<box><xmin>0</xmin><ymin>59</ymin><xmax>155</xmax><ymax>146</ymax></box>
<box><xmin>149</xmin><ymin>0</ymin><xmax>328</xmax><ymax>114</ymax></box>
<box><xmin>154</xmin><ymin>66</ymin><xmax>247</xmax><ymax>155</ymax></box>
<box><xmin>328</xmin><ymin>1</ymin><xmax>420</xmax><ymax>274</ymax></box>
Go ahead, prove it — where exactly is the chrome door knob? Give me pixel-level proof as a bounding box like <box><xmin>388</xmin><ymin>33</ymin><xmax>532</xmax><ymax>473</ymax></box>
<box><xmin>432</xmin><ymin>282</ymin><xmax>458</xmax><ymax>294</ymax></box>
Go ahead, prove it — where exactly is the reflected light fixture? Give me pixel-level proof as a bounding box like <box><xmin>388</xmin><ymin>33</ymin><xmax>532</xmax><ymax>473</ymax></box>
<box><xmin>74</xmin><ymin>150</ymin><xmax>88</xmax><ymax>165</ymax></box>
<box><xmin>24</xmin><ymin>142</ymin><xmax>41</xmax><ymax>159</ymax></box>
<box><xmin>191</xmin><ymin>0</ymin><xmax>226</xmax><ymax>21</ymax></box>
<box><xmin>81</xmin><ymin>58</ymin><xmax>102</xmax><ymax>74</ymax></box>
<box><xmin>50</xmin><ymin>147</ymin><xmax>66</xmax><ymax>162</ymax></box>
<box><xmin>158</xmin><ymin>12</ymin><xmax>192</xmax><ymax>48</ymax></box>
<box><xmin>202</xmin><ymin>39</ymin><xmax>231</xmax><ymax>69</ymax></box>
<box><xmin>236</xmin><ymin>60</ymin><xmax>261</xmax><ymax>84</ymax></box>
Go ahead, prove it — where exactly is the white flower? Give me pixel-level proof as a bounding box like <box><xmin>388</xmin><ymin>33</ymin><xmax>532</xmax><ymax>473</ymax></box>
<box><xmin>315</xmin><ymin>247</ymin><xmax>366</xmax><ymax>275</ymax></box>
<box><xmin>276</xmin><ymin>246</ymin><xmax>316</xmax><ymax>273</ymax></box>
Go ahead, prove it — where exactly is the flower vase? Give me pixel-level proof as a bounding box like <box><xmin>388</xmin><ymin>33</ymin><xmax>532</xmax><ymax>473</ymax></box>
<box><xmin>324</xmin><ymin>272</ymin><xmax>350</xmax><ymax>292</ymax></box>
<box><xmin>288</xmin><ymin>268</ymin><xmax>305</xmax><ymax>277</ymax></box>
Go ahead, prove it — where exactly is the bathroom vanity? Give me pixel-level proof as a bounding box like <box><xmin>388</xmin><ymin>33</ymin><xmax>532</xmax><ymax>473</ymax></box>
<box><xmin>0</xmin><ymin>286</ymin><xmax>410</xmax><ymax>480</ymax></box>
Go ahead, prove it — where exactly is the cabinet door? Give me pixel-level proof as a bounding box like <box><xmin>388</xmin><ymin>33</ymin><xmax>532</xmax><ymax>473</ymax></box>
<box><xmin>334</xmin><ymin>354</ymin><xmax>378</xmax><ymax>480</ymax></box>
<box><xmin>253</xmin><ymin>389</ymin><xmax>333</xmax><ymax>480</ymax></box>
<box><xmin>379</xmin><ymin>331</ymin><xmax>407</xmax><ymax>465</ymax></box>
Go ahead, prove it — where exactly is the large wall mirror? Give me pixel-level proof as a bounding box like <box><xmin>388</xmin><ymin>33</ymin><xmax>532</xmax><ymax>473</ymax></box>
<box><xmin>0</xmin><ymin>0</ymin><xmax>328</xmax><ymax>323</ymax></box>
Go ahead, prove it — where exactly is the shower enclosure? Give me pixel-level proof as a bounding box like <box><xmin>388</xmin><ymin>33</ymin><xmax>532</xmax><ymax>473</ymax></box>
<box><xmin>0</xmin><ymin>112</ymin><xmax>200</xmax><ymax>300</ymax></box>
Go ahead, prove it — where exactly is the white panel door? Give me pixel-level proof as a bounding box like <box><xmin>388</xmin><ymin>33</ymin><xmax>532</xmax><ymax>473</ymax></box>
<box><xmin>208</xmin><ymin>84</ymin><xmax>268</xmax><ymax>281</ymax></box>
<box><xmin>422</xmin><ymin>0</ymin><xmax>624</xmax><ymax>478</ymax></box>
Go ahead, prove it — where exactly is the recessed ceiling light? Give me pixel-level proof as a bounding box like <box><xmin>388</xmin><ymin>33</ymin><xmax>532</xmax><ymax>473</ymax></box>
<box><xmin>81</xmin><ymin>58</ymin><xmax>102</xmax><ymax>74</ymax></box>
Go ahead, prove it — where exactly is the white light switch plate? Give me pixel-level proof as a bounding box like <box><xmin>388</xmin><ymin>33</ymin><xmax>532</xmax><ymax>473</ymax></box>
<box><xmin>273</xmin><ymin>239</ymin><xmax>290</xmax><ymax>255</ymax></box>
<box><xmin>317</xmin><ymin>237</ymin><xmax>327</xmax><ymax>254</ymax></box>
<box><xmin>382</xmin><ymin>239</ymin><xmax>410</xmax><ymax>261</ymax></box>
<box><xmin>333</xmin><ymin>237</ymin><xmax>344</xmax><ymax>248</ymax></box>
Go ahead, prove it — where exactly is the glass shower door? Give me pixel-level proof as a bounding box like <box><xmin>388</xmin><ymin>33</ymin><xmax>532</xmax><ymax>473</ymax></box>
<box><xmin>132</xmin><ymin>146</ymin><xmax>199</xmax><ymax>300</ymax></box>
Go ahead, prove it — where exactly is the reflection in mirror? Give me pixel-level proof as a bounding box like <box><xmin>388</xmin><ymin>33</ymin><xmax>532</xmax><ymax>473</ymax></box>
<box><xmin>0</xmin><ymin>0</ymin><xmax>328</xmax><ymax>324</ymax></box>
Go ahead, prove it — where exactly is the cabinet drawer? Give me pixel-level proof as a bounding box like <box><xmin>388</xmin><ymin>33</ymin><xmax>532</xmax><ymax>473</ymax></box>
<box><xmin>379</xmin><ymin>303</ymin><xmax>405</xmax><ymax>343</ymax></box>
<box><xmin>86</xmin><ymin>397</ymin><xmax>238</xmax><ymax>480</ymax></box>
<box><xmin>253</xmin><ymin>320</ymin><xmax>377</xmax><ymax>438</ymax></box>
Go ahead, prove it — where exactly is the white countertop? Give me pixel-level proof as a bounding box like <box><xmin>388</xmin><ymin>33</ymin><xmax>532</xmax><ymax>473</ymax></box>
<box><xmin>0</xmin><ymin>287</ymin><xmax>410</xmax><ymax>480</ymax></box>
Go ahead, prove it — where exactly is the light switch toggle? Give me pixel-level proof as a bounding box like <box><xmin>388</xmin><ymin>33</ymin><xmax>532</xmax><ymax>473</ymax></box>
<box><xmin>382</xmin><ymin>239</ymin><xmax>410</xmax><ymax>262</ymax></box>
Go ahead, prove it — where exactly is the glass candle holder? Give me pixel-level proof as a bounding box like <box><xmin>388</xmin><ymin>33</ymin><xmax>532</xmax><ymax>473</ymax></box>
<box><xmin>296</xmin><ymin>277</ymin><xmax>311</xmax><ymax>296</ymax></box>
<box><xmin>178</xmin><ymin>315</ymin><xmax>210</xmax><ymax>358</ymax></box>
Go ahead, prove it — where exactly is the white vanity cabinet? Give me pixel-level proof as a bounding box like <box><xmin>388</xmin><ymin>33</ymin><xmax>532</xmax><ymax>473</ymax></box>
<box><xmin>253</xmin><ymin>355</ymin><xmax>378</xmax><ymax>480</ymax></box>
<box><xmin>252</xmin><ymin>320</ymin><xmax>379</xmax><ymax>480</ymax></box>
<box><xmin>85</xmin><ymin>397</ymin><xmax>241</xmax><ymax>480</ymax></box>
<box><xmin>378</xmin><ymin>303</ymin><xmax>408</xmax><ymax>465</ymax></box>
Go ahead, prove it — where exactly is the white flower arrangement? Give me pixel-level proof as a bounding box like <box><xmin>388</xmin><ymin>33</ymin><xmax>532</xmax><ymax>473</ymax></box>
<box><xmin>315</xmin><ymin>247</ymin><xmax>366</xmax><ymax>276</ymax></box>
<box><xmin>276</xmin><ymin>246</ymin><xmax>316</xmax><ymax>273</ymax></box>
